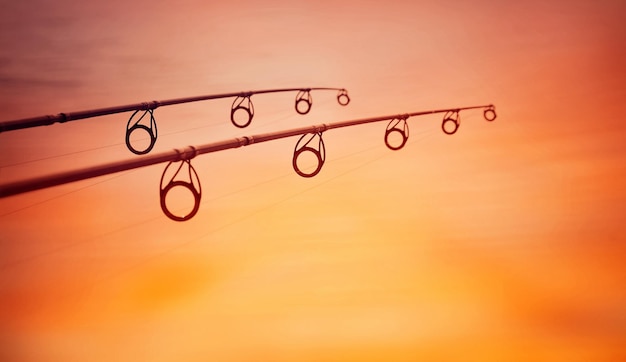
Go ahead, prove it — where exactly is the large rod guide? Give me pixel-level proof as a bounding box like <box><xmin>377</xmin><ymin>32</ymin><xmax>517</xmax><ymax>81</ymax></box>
<box><xmin>0</xmin><ymin>104</ymin><xmax>496</xmax><ymax>221</ymax></box>
<box><xmin>0</xmin><ymin>87</ymin><xmax>350</xmax><ymax>155</ymax></box>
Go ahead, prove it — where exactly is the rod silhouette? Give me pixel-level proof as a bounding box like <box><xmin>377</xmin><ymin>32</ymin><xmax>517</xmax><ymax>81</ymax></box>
<box><xmin>0</xmin><ymin>87</ymin><xmax>348</xmax><ymax>133</ymax></box>
<box><xmin>0</xmin><ymin>104</ymin><xmax>495</xmax><ymax>199</ymax></box>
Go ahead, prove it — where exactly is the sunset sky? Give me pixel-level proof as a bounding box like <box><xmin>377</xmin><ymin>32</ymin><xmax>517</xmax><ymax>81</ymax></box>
<box><xmin>1</xmin><ymin>0</ymin><xmax>625</xmax><ymax>360</ymax></box>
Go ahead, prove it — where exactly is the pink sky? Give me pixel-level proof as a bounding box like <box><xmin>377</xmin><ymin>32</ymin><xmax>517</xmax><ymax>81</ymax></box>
<box><xmin>1</xmin><ymin>0</ymin><xmax>625</xmax><ymax>360</ymax></box>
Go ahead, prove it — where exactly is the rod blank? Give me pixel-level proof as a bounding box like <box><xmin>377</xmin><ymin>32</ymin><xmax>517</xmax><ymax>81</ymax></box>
<box><xmin>0</xmin><ymin>87</ymin><xmax>348</xmax><ymax>133</ymax></box>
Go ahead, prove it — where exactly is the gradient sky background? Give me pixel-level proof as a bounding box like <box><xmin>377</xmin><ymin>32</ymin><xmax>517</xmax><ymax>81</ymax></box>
<box><xmin>1</xmin><ymin>0</ymin><xmax>625</xmax><ymax>360</ymax></box>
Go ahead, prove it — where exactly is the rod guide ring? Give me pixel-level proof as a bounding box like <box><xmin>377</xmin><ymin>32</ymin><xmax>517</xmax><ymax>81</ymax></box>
<box><xmin>384</xmin><ymin>118</ymin><xmax>409</xmax><ymax>150</ymax></box>
<box><xmin>292</xmin><ymin>132</ymin><xmax>326</xmax><ymax>178</ymax></box>
<box><xmin>295</xmin><ymin>90</ymin><xmax>313</xmax><ymax>115</ymax></box>
<box><xmin>337</xmin><ymin>89</ymin><xmax>350</xmax><ymax>106</ymax></box>
<box><xmin>484</xmin><ymin>106</ymin><xmax>497</xmax><ymax>122</ymax></box>
<box><xmin>126</xmin><ymin>109</ymin><xmax>158</xmax><ymax>155</ymax></box>
<box><xmin>159</xmin><ymin>160</ymin><xmax>202</xmax><ymax>221</ymax></box>
<box><xmin>230</xmin><ymin>96</ymin><xmax>255</xmax><ymax>128</ymax></box>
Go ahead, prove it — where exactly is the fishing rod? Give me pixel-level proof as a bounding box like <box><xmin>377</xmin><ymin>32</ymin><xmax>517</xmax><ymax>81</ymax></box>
<box><xmin>0</xmin><ymin>87</ymin><xmax>350</xmax><ymax>154</ymax></box>
<box><xmin>0</xmin><ymin>104</ymin><xmax>496</xmax><ymax>221</ymax></box>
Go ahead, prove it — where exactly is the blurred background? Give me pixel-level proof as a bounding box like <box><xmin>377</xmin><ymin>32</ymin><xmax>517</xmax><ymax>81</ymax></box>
<box><xmin>1</xmin><ymin>0</ymin><xmax>625</xmax><ymax>360</ymax></box>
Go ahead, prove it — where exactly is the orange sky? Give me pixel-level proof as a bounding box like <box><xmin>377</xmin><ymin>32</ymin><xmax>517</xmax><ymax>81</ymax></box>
<box><xmin>1</xmin><ymin>0</ymin><xmax>625</xmax><ymax>361</ymax></box>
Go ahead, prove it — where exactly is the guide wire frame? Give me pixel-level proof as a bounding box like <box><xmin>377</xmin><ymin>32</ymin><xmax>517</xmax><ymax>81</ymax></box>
<box><xmin>292</xmin><ymin>132</ymin><xmax>326</xmax><ymax>178</ymax></box>
<box><xmin>0</xmin><ymin>87</ymin><xmax>351</xmax><ymax>153</ymax></box>
<box><xmin>384</xmin><ymin>116</ymin><xmax>410</xmax><ymax>151</ymax></box>
<box><xmin>230</xmin><ymin>95</ymin><xmax>255</xmax><ymax>128</ymax></box>
<box><xmin>0</xmin><ymin>103</ymin><xmax>496</xmax><ymax>221</ymax></box>
<box><xmin>295</xmin><ymin>89</ymin><xmax>313</xmax><ymax>115</ymax></box>
<box><xmin>442</xmin><ymin>110</ymin><xmax>461</xmax><ymax>135</ymax></box>
<box><xmin>125</xmin><ymin>109</ymin><xmax>158</xmax><ymax>155</ymax></box>
<box><xmin>337</xmin><ymin>89</ymin><xmax>350</xmax><ymax>106</ymax></box>
<box><xmin>159</xmin><ymin>155</ymin><xmax>202</xmax><ymax>222</ymax></box>
<box><xmin>484</xmin><ymin>105</ymin><xmax>497</xmax><ymax>121</ymax></box>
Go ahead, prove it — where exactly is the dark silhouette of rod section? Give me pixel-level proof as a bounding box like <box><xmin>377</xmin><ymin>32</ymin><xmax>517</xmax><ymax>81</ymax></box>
<box><xmin>0</xmin><ymin>87</ymin><xmax>348</xmax><ymax>132</ymax></box>
<box><xmin>0</xmin><ymin>104</ymin><xmax>496</xmax><ymax>201</ymax></box>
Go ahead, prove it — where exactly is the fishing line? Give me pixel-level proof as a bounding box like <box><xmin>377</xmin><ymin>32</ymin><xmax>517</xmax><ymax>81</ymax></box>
<box><xmin>0</xmin><ymin>127</ymin><xmax>437</xmax><ymax>269</ymax></box>
<box><xmin>81</xmin><ymin>135</ymin><xmax>423</xmax><ymax>293</ymax></box>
